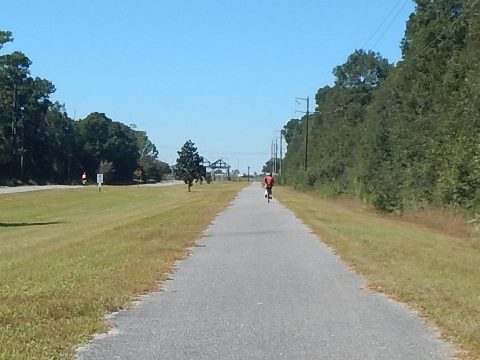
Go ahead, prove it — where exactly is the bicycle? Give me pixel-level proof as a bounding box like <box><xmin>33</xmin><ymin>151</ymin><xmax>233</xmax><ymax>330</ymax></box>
<box><xmin>265</xmin><ymin>186</ymin><xmax>272</xmax><ymax>203</ymax></box>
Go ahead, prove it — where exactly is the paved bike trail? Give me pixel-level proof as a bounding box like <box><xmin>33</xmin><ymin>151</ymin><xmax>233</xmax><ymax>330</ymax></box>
<box><xmin>76</xmin><ymin>184</ymin><xmax>453</xmax><ymax>359</ymax></box>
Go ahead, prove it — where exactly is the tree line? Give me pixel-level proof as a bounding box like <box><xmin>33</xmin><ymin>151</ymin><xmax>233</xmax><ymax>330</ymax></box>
<box><xmin>280</xmin><ymin>0</ymin><xmax>480</xmax><ymax>213</ymax></box>
<box><xmin>0</xmin><ymin>31</ymin><xmax>169</xmax><ymax>185</ymax></box>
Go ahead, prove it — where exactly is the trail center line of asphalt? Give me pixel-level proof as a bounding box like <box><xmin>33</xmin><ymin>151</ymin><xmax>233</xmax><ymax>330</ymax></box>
<box><xmin>76</xmin><ymin>184</ymin><xmax>453</xmax><ymax>360</ymax></box>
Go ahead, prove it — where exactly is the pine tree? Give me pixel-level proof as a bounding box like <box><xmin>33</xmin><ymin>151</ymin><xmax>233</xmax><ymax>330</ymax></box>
<box><xmin>175</xmin><ymin>140</ymin><xmax>203</xmax><ymax>192</ymax></box>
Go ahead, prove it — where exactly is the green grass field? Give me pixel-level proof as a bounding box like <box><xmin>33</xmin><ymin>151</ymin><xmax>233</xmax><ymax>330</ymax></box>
<box><xmin>276</xmin><ymin>186</ymin><xmax>480</xmax><ymax>359</ymax></box>
<box><xmin>0</xmin><ymin>182</ymin><xmax>244</xmax><ymax>360</ymax></box>
<box><xmin>3</xmin><ymin>183</ymin><xmax>479</xmax><ymax>359</ymax></box>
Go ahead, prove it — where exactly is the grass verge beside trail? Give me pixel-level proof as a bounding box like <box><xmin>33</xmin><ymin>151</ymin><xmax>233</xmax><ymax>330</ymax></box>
<box><xmin>276</xmin><ymin>187</ymin><xmax>480</xmax><ymax>359</ymax></box>
<box><xmin>0</xmin><ymin>182</ymin><xmax>245</xmax><ymax>360</ymax></box>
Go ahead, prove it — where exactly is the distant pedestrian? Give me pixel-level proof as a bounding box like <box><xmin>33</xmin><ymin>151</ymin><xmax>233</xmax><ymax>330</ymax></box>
<box><xmin>81</xmin><ymin>172</ymin><xmax>87</xmax><ymax>185</ymax></box>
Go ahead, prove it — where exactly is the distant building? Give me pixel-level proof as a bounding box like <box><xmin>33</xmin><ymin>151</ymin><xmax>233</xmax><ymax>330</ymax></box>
<box><xmin>210</xmin><ymin>159</ymin><xmax>231</xmax><ymax>181</ymax></box>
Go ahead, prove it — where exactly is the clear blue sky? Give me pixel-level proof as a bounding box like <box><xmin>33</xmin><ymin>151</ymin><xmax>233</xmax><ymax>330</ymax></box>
<box><xmin>2</xmin><ymin>0</ymin><xmax>415</xmax><ymax>173</ymax></box>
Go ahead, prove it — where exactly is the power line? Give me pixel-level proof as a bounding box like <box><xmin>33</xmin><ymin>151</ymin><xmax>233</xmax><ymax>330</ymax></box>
<box><xmin>284</xmin><ymin>0</ymin><xmax>480</xmax><ymax>170</ymax></box>
<box><xmin>295</xmin><ymin>97</ymin><xmax>310</xmax><ymax>170</ymax></box>
<box><xmin>302</xmin><ymin>1</ymin><xmax>412</xmax><ymax>119</ymax></box>
<box><xmin>362</xmin><ymin>0</ymin><xmax>407</xmax><ymax>50</ymax></box>
<box><xmin>371</xmin><ymin>0</ymin><xmax>411</xmax><ymax>49</ymax></box>
<box><xmin>314</xmin><ymin>0</ymin><xmax>480</xmax><ymax>119</ymax></box>
<box><xmin>312</xmin><ymin>1</ymin><xmax>410</xmax><ymax>117</ymax></box>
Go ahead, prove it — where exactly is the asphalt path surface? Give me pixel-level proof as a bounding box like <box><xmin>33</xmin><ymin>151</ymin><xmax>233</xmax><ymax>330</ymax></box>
<box><xmin>76</xmin><ymin>184</ymin><xmax>453</xmax><ymax>359</ymax></box>
<box><xmin>0</xmin><ymin>181</ymin><xmax>182</xmax><ymax>195</ymax></box>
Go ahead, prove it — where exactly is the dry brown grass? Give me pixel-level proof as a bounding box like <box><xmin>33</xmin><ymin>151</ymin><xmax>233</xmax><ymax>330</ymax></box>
<box><xmin>322</xmin><ymin>195</ymin><xmax>477</xmax><ymax>244</ymax></box>
<box><xmin>399</xmin><ymin>207</ymin><xmax>474</xmax><ymax>240</ymax></box>
<box><xmin>277</xmin><ymin>186</ymin><xmax>480</xmax><ymax>359</ymax></box>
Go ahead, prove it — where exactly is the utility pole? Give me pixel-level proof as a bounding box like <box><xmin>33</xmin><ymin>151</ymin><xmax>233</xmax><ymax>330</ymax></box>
<box><xmin>275</xmin><ymin>130</ymin><xmax>283</xmax><ymax>177</ymax></box>
<box><xmin>279</xmin><ymin>132</ymin><xmax>283</xmax><ymax>176</ymax></box>
<box><xmin>275</xmin><ymin>138</ymin><xmax>279</xmax><ymax>175</ymax></box>
<box><xmin>306</xmin><ymin>97</ymin><xmax>309</xmax><ymax>171</ymax></box>
<box><xmin>271</xmin><ymin>139</ymin><xmax>273</xmax><ymax>174</ymax></box>
<box><xmin>270</xmin><ymin>140</ymin><xmax>272</xmax><ymax>174</ymax></box>
<box><xmin>271</xmin><ymin>139</ymin><xmax>276</xmax><ymax>174</ymax></box>
<box><xmin>275</xmin><ymin>138</ymin><xmax>280</xmax><ymax>174</ymax></box>
<box><xmin>296</xmin><ymin>96</ymin><xmax>310</xmax><ymax>171</ymax></box>
<box><xmin>275</xmin><ymin>139</ymin><xmax>278</xmax><ymax>174</ymax></box>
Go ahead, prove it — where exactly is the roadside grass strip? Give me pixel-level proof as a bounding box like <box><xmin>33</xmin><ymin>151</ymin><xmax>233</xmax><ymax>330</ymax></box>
<box><xmin>0</xmin><ymin>182</ymin><xmax>245</xmax><ymax>359</ymax></box>
<box><xmin>276</xmin><ymin>187</ymin><xmax>480</xmax><ymax>359</ymax></box>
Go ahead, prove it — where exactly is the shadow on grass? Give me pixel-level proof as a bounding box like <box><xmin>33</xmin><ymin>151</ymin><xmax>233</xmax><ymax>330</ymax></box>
<box><xmin>0</xmin><ymin>221</ymin><xmax>64</xmax><ymax>227</ymax></box>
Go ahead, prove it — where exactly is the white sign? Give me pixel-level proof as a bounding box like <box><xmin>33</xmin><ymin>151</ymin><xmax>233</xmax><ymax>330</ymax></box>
<box><xmin>97</xmin><ymin>173</ymin><xmax>104</xmax><ymax>184</ymax></box>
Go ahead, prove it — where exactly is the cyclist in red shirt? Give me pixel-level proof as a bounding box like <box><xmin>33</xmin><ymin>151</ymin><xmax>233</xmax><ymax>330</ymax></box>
<box><xmin>264</xmin><ymin>173</ymin><xmax>274</xmax><ymax>199</ymax></box>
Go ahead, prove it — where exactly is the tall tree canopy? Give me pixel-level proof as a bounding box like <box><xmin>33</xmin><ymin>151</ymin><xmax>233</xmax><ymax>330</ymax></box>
<box><xmin>282</xmin><ymin>49</ymin><xmax>392</xmax><ymax>192</ymax></box>
<box><xmin>0</xmin><ymin>30</ymin><xmax>166</xmax><ymax>185</ymax></box>
<box><xmin>75</xmin><ymin>112</ymin><xmax>140</xmax><ymax>183</ymax></box>
<box><xmin>282</xmin><ymin>0</ymin><xmax>480</xmax><ymax>213</ymax></box>
<box><xmin>333</xmin><ymin>49</ymin><xmax>391</xmax><ymax>88</ymax></box>
<box><xmin>0</xmin><ymin>44</ymin><xmax>56</xmax><ymax>181</ymax></box>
